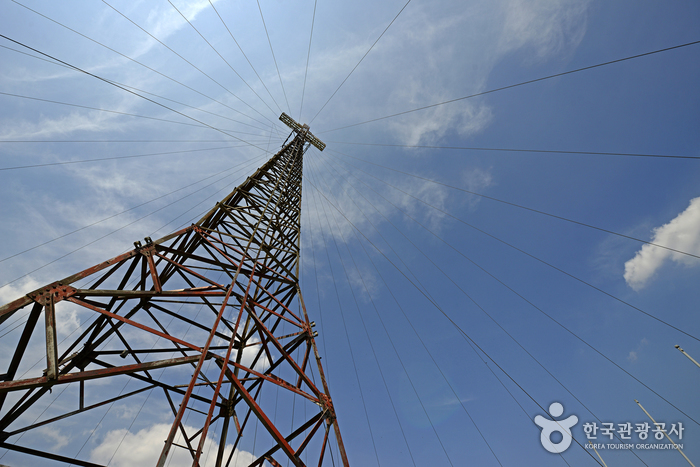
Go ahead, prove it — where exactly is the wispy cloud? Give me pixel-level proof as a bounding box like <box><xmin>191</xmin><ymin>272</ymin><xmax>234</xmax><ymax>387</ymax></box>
<box><xmin>40</xmin><ymin>426</ymin><xmax>72</xmax><ymax>450</ymax></box>
<box><xmin>0</xmin><ymin>276</ymin><xmax>41</xmax><ymax>305</ymax></box>
<box><xmin>497</xmin><ymin>0</ymin><xmax>589</xmax><ymax>60</ymax></box>
<box><xmin>0</xmin><ymin>111</ymin><xmax>120</xmax><ymax>140</ymax></box>
<box><xmin>109</xmin><ymin>0</ymin><xmax>224</xmax><ymax>60</ymax></box>
<box><xmin>388</xmin><ymin>100</ymin><xmax>493</xmax><ymax>146</ymax></box>
<box><xmin>301</xmin><ymin>0</ymin><xmax>590</xmax><ymax>145</ymax></box>
<box><xmin>627</xmin><ymin>337</ymin><xmax>649</xmax><ymax>363</ymax></box>
<box><xmin>624</xmin><ymin>197</ymin><xmax>700</xmax><ymax>290</ymax></box>
<box><xmin>388</xmin><ymin>176</ymin><xmax>450</xmax><ymax>231</ymax></box>
<box><xmin>461</xmin><ymin>167</ymin><xmax>493</xmax><ymax>209</ymax></box>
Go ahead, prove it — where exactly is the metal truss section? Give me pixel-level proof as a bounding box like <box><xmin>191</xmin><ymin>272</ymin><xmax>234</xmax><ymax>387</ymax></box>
<box><xmin>279</xmin><ymin>113</ymin><xmax>326</xmax><ymax>152</ymax></box>
<box><xmin>0</xmin><ymin>133</ymin><xmax>348</xmax><ymax>466</ymax></box>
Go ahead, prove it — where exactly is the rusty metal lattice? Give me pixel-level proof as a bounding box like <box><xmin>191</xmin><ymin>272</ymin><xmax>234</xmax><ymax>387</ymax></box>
<box><xmin>0</xmin><ymin>128</ymin><xmax>348</xmax><ymax>467</ymax></box>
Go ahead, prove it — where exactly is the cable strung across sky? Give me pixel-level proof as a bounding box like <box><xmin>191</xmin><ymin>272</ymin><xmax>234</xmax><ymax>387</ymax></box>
<box><xmin>0</xmin><ymin>2</ymin><xmax>699</xmax><ymax>466</ymax></box>
<box><xmin>317</xmin><ymin>39</ymin><xmax>700</xmax><ymax>133</ymax></box>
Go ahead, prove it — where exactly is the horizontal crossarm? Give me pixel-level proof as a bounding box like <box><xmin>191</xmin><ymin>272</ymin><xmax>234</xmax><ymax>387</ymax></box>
<box><xmin>279</xmin><ymin>112</ymin><xmax>326</xmax><ymax>151</ymax></box>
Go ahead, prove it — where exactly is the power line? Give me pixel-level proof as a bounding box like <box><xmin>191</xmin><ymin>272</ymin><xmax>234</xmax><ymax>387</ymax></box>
<box><xmin>310</xmin><ymin>154</ymin><xmax>689</xmax><ymax>461</ymax></box>
<box><xmin>309</xmin><ymin>0</ymin><xmax>413</xmax><ymax>124</ymax></box>
<box><xmin>326</xmin><ymin>141</ymin><xmax>700</xmax><ymax>160</ymax></box>
<box><xmin>0</xmin><ymin>43</ymin><xmax>272</xmax><ymax>133</ymax></box>
<box><xmin>299</xmin><ymin>0</ymin><xmax>319</xmax><ymax>121</ymax></box>
<box><xmin>0</xmin><ymin>140</ymin><xmax>273</xmax><ymax>143</ymax></box>
<box><xmin>256</xmin><ymin>0</ymin><xmax>291</xmax><ymax>114</ymax></box>
<box><xmin>304</xmin><ymin>169</ymin><xmax>605</xmax><ymax>465</ymax></box>
<box><xmin>303</xmin><ymin>175</ymin><xmax>432</xmax><ymax>467</ymax></box>
<box><xmin>99</xmin><ymin>0</ymin><xmax>280</xmax><ymax>128</ymax></box>
<box><xmin>313</xmin><ymin>151</ymin><xmax>649</xmax><ymax>465</ymax></box>
<box><xmin>326</xmin><ymin>151</ymin><xmax>700</xmax><ymax>345</ymax></box>
<box><xmin>0</xmin><ymin>35</ymin><xmax>272</xmax><ymax>152</ymax></box>
<box><xmin>2</xmin><ymin>3</ymin><xmax>696</xmax><ymax>464</ymax></box>
<box><xmin>330</xmin><ymin>149</ymin><xmax>700</xmax><ymax>260</ymax></box>
<box><xmin>207</xmin><ymin>0</ymin><xmax>285</xmax><ymax>116</ymax></box>
<box><xmin>0</xmin><ymin>91</ymin><xmax>272</xmax><ymax>136</ymax></box>
<box><xmin>0</xmin><ymin>153</ymin><xmax>268</xmax><ymax>284</ymax></box>
<box><xmin>8</xmin><ymin>0</ymin><xmax>272</xmax><ymax>128</ymax></box>
<box><xmin>318</xmin><ymin>39</ymin><xmax>700</xmax><ymax>133</ymax></box>
<box><xmin>0</xmin><ymin>144</ymin><xmax>259</xmax><ymax>171</ymax></box>
<box><xmin>165</xmin><ymin>0</ymin><xmax>279</xmax><ymax>122</ymax></box>
<box><xmin>308</xmin><ymin>154</ymin><xmax>503</xmax><ymax>466</ymax></box>
<box><xmin>305</xmin><ymin>162</ymin><xmax>404</xmax><ymax>466</ymax></box>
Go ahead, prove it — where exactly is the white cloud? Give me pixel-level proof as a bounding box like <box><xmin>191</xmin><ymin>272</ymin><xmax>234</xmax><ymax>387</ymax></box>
<box><xmin>302</xmin><ymin>0</ymin><xmax>590</xmax><ymax>145</ymax></box>
<box><xmin>40</xmin><ymin>426</ymin><xmax>72</xmax><ymax>450</ymax></box>
<box><xmin>0</xmin><ymin>276</ymin><xmax>41</xmax><ymax>305</ymax></box>
<box><xmin>0</xmin><ymin>111</ymin><xmax>118</xmax><ymax>140</ymax></box>
<box><xmin>90</xmin><ymin>422</ymin><xmax>255</xmax><ymax>467</ymax></box>
<box><xmin>388</xmin><ymin>100</ymin><xmax>493</xmax><ymax>146</ymax></box>
<box><xmin>624</xmin><ymin>197</ymin><xmax>700</xmax><ymax>290</ymax></box>
<box><xmin>124</xmin><ymin>0</ymin><xmax>224</xmax><ymax>59</ymax></box>
<box><xmin>56</xmin><ymin>303</ymin><xmax>81</xmax><ymax>338</ymax></box>
<box><xmin>74</xmin><ymin>164</ymin><xmax>161</xmax><ymax>202</ymax></box>
<box><xmin>461</xmin><ymin>167</ymin><xmax>493</xmax><ymax>209</ymax></box>
<box><xmin>388</xmin><ymin>177</ymin><xmax>450</xmax><ymax>231</ymax></box>
<box><xmin>240</xmin><ymin>343</ymin><xmax>271</xmax><ymax>373</ymax></box>
<box><xmin>627</xmin><ymin>338</ymin><xmax>649</xmax><ymax>363</ymax></box>
<box><xmin>497</xmin><ymin>0</ymin><xmax>589</xmax><ymax>60</ymax></box>
<box><xmin>346</xmin><ymin>264</ymin><xmax>380</xmax><ymax>303</ymax></box>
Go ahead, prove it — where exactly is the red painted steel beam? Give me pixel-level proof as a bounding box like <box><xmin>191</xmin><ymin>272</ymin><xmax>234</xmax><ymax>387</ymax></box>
<box><xmin>157</xmin><ymin>270</ymin><xmax>241</xmax><ymax>467</ymax></box>
<box><xmin>0</xmin><ymin>302</ymin><xmax>42</xmax><ymax>411</ymax></box>
<box><xmin>66</xmin><ymin>297</ymin><xmax>203</xmax><ymax>353</ymax></box>
<box><xmin>248</xmin><ymin>411</ymin><xmax>327</xmax><ymax>467</ymax></box>
<box><xmin>0</xmin><ymin>227</ymin><xmax>192</xmax><ymax>321</ymax></box>
<box><xmin>228</xmin><ymin>372</ymin><xmax>304</xmax><ymax>467</ymax></box>
<box><xmin>0</xmin><ymin>355</ymin><xmax>201</xmax><ymax>393</ymax></box>
<box><xmin>246</xmin><ymin>309</ymin><xmax>322</xmax><ymax>399</ymax></box>
<box><xmin>298</xmin><ymin>287</ymin><xmax>350</xmax><ymax>466</ymax></box>
<box><xmin>6</xmin><ymin>385</ymin><xmax>154</xmax><ymax>437</ymax></box>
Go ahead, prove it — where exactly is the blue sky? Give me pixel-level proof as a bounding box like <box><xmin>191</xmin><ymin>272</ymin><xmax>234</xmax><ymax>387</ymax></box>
<box><xmin>1</xmin><ymin>0</ymin><xmax>699</xmax><ymax>466</ymax></box>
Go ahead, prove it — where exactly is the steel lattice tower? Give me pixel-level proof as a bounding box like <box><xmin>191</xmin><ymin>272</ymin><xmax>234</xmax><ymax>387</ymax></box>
<box><xmin>0</xmin><ymin>115</ymin><xmax>348</xmax><ymax>467</ymax></box>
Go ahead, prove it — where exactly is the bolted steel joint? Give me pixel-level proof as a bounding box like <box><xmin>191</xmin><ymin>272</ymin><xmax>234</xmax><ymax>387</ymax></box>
<box><xmin>27</xmin><ymin>283</ymin><xmax>78</xmax><ymax>305</ymax></box>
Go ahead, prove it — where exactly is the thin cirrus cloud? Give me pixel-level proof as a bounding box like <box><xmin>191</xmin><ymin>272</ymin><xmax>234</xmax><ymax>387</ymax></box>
<box><xmin>624</xmin><ymin>197</ymin><xmax>700</xmax><ymax>290</ymax></box>
<box><xmin>496</xmin><ymin>0</ymin><xmax>589</xmax><ymax>60</ymax></box>
<box><xmin>124</xmin><ymin>0</ymin><xmax>224</xmax><ymax>59</ymax></box>
<box><xmin>0</xmin><ymin>110</ymin><xmax>120</xmax><ymax>140</ymax></box>
<box><xmin>302</xmin><ymin>0</ymin><xmax>591</xmax><ymax>144</ymax></box>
